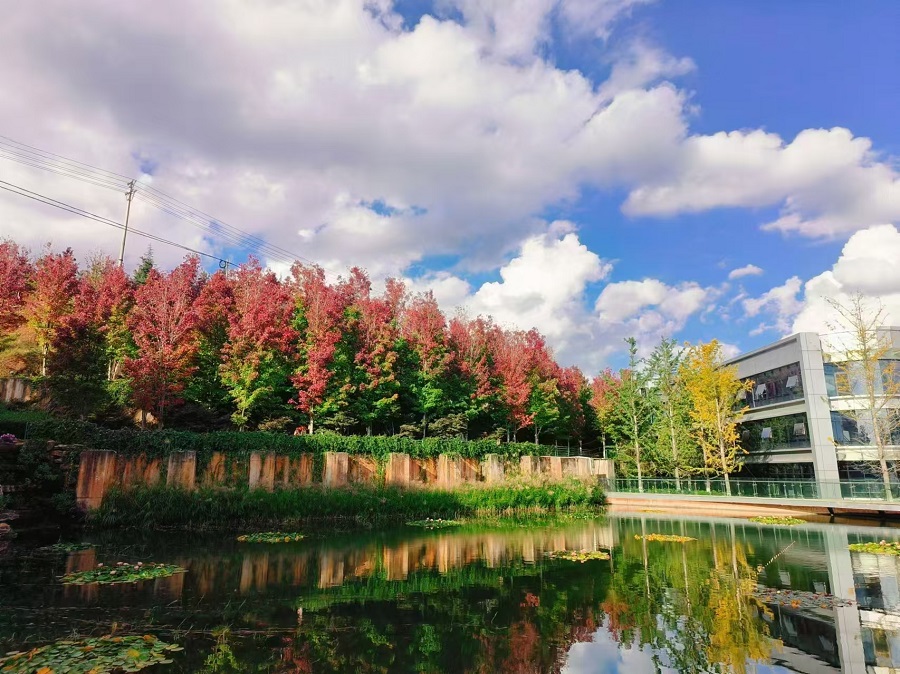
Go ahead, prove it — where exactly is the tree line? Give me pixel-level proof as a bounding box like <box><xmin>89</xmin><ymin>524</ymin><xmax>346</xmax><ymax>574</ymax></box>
<box><xmin>0</xmin><ymin>241</ymin><xmax>752</xmax><ymax>481</ymax></box>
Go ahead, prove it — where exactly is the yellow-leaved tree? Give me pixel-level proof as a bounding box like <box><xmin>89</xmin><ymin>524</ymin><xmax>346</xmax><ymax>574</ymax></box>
<box><xmin>680</xmin><ymin>340</ymin><xmax>752</xmax><ymax>496</ymax></box>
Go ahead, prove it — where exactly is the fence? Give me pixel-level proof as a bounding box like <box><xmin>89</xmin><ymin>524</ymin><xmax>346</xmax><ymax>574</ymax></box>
<box><xmin>610</xmin><ymin>477</ymin><xmax>900</xmax><ymax>502</ymax></box>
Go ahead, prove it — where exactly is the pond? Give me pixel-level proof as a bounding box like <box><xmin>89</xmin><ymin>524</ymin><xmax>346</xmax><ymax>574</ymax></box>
<box><xmin>1</xmin><ymin>513</ymin><xmax>899</xmax><ymax>673</ymax></box>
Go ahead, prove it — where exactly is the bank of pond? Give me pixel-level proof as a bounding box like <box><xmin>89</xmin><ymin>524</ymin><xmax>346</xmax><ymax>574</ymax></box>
<box><xmin>3</xmin><ymin>513</ymin><xmax>900</xmax><ymax>672</ymax></box>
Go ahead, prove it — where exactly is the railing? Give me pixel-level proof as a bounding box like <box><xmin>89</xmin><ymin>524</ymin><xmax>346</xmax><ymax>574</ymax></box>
<box><xmin>609</xmin><ymin>477</ymin><xmax>900</xmax><ymax>502</ymax></box>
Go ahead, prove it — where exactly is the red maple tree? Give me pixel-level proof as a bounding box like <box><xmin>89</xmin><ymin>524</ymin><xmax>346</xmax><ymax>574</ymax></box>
<box><xmin>220</xmin><ymin>259</ymin><xmax>296</xmax><ymax>427</ymax></box>
<box><xmin>290</xmin><ymin>263</ymin><xmax>347</xmax><ymax>433</ymax></box>
<box><xmin>22</xmin><ymin>248</ymin><xmax>79</xmax><ymax>375</ymax></box>
<box><xmin>0</xmin><ymin>240</ymin><xmax>32</xmax><ymax>336</ymax></box>
<box><xmin>125</xmin><ymin>257</ymin><xmax>204</xmax><ymax>427</ymax></box>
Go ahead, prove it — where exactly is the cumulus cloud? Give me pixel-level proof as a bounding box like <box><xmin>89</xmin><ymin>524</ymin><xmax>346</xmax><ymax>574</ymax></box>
<box><xmin>624</xmin><ymin>127</ymin><xmax>900</xmax><ymax>238</ymax></box>
<box><xmin>728</xmin><ymin>264</ymin><xmax>763</xmax><ymax>280</ymax></box>
<box><xmin>791</xmin><ymin>224</ymin><xmax>900</xmax><ymax>334</ymax></box>
<box><xmin>406</xmin><ymin>228</ymin><xmax>715</xmax><ymax>372</ymax></box>
<box><xmin>741</xmin><ymin>276</ymin><xmax>803</xmax><ymax>335</ymax></box>
<box><xmin>0</xmin><ymin>0</ymin><xmax>687</xmax><ymax>275</ymax></box>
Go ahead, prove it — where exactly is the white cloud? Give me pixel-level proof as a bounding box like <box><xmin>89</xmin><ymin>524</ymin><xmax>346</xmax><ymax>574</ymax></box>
<box><xmin>624</xmin><ymin>127</ymin><xmax>900</xmax><ymax>239</ymax></box>
<box><xmin>791</xmin><ymin>224</ymin><xmax>900</xmax><ymax>335</ymax></box>
<box><xmin>741</xmin><ymin>276</ymin><xmax>803</xmax><ymax>335</ymax></box>
<box><xmin>728</xmin><ymin>264</ymin><xmax>763</xmax><ymax>280</ymax></box>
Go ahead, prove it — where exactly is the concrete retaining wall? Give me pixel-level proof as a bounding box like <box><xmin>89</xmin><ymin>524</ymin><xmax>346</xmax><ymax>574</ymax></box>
<box><xmin>0</xmin><ymin>378</ymin><xmax>35</xmax><ymax>404</ymax></box>
<box><xmin>75</xmin><ymin>449</ymin><xmax>615</xmax><ymax>511</ymax></box>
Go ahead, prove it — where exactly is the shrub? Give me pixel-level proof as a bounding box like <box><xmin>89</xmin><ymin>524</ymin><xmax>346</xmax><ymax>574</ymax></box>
<box><xmin>23</xmin><ymin>417</ymin><xmax>558</xmax><ymax>462</ymax></box>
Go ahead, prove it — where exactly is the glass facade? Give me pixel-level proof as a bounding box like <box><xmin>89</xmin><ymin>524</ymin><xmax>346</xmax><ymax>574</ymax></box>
<box><xmin>831</xmin><ymin>410</ymin><xmax>900</xmax><ymax>446</ymax></box>
<box><xmin>741</xmin><ymin>362</ymin><xmax>803</xmax><ymax>409</ymax></box>
<box><xmin>739</xmin><ymin>412</ymin><xmax>811</xmax><ymax>453</ymax></box>
<box><xmin>825</xmin><ymin>359</ymin><xmax>900</xmax><ymax>397</ymax></box>
<box><xmin>735</xmin><ymin>462</ymin><xmax>815</xmax><ymax>480</ymax></box>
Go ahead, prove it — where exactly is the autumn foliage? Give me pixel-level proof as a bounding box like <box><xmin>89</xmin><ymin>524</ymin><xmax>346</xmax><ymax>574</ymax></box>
<box><xmin>0</xmin><ymin>243</ymin><xmax>596</xmax><ymax>445</ymax></box>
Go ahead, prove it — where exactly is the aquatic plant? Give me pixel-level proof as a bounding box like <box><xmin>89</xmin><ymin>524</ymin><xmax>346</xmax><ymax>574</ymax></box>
<box><xmin>545</xmin><ymin>549</ymin><xmax>610</xmax><ymax>562</ymax></box>
<box><xmin>634</xmin><ymin>533</ymin><xmax>697</xmax><ymax>543</ymax></box>
<box><xmin>60</xmin><ymin>561</ymin><xmax>187</xmax><ymax>585</ymax></box>
<box><xmin>237</xmin><ymin>532</ymin><xmax>304</xmax><ymax>543</ymax></box>
<box><xmin>35</xmin><ymin>542</ymin><xmax>93</xmax><ymax>554</ymax></box>
<box><xmin>406</xmin><ymin>519</ymin><xmax>463</xmax><ymax>529</ymax></box>
<box><xmin>748</xmin><ymin>516</ymin><xmax>805</xmax><ymax>526</ymax></box>
<box><xmin>752</xmin><ymin>587</ymin><xmax>855</xmax><ymax>609</ymax></box>
<box><xmin>0</xmin><ymin>634</ymin><xmax>183</xmax><ymax>673</ymax></box>
<box><xmin>849</xmin><ymin>540</ymin><xmax>900</xmax><ymax>556</ymax></box>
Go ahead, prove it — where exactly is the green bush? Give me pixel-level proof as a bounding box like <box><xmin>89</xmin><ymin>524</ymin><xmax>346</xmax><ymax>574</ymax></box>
<box><xmin>24</xmin><ymin>417</ymin><xmax>550</xmax><ymax>461</ymax></box>
<box><xmin>92</xmin><ymin>480</ymin><xmax>606</xmax><ymax>529</ymax></box>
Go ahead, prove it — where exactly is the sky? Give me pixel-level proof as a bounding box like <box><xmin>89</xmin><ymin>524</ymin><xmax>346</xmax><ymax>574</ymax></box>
<box><xmin>1</xmin><ymin>0</ymin><xmax>899</xmax><ymax>374</ymax></box>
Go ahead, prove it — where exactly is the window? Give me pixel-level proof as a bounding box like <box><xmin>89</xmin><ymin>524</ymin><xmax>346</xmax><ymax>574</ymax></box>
<box><xmin>741</xmin><ymin>362</ymin><xmax>803</xmax><ymax>409</ymax></box>
<box><xmin>739</xmin><ymin>413</ymin><xmax>812</xmax><ymax>453</ymax></box>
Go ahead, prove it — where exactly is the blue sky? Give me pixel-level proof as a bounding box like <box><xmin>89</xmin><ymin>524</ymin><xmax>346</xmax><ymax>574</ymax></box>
<box><xmin>1</xmin><ymin>0</ymin><xmax>899</xmax><ymax>372</ymax></box>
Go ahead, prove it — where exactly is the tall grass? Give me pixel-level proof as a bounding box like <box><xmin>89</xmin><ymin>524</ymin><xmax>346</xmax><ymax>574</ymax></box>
<box><xmin>91</xmin><ymin>480</ymin><xmax>606</xmax><ymax>529</ymax></box>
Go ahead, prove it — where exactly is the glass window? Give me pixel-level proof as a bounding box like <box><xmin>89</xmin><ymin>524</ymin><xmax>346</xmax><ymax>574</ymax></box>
<box><xmin>739</xmin><ymin>412</ymin><xmax>812</xmax><ymax>453</ymax></box>
<box><xmin>741</xmin><ymin>362</ymin><xmax>804</xmax><ymax>409</ymax></box>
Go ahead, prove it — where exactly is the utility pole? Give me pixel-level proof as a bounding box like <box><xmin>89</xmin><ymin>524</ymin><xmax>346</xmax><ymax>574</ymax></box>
<box><xmin>117</xmin><ymin>179</ymin><xmax>137</xmax><ymax>267</ymax></box>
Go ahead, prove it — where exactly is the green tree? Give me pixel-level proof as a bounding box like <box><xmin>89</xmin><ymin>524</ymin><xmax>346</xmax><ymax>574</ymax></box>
<box><xmin>528</xmin><ymin>377</ymin><xmax>560</xmax><ymax>445</ymax></box>
<box><xmin>610</xmin><ymin>338</ymin><xmax>656</xmax><ymax>491</ymax></box>
<box><xmin>647</xmin><ymin>338</ymin><xmax>696</xmax><ymax>486</ymax></box>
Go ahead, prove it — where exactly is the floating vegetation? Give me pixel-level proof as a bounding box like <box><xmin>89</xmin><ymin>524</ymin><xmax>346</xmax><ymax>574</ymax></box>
<box><xmin>749</xmin><ymin>516</ymin><xmax>806</xmax><ymax>526</ymax></box>
<box><xmin>753</xmin><ymin>587</ymin><xmax>856</xmax><ymax>609</ymax></box>
<box><xmin>35</xmin><ymin>542</ymin><xmax>94</xmax><ymax>554</ymax></box>
<box><xmin>406</xmin><ymin>519</ymin><xmax>463</xmax><ymax>530</ymax></box>
<box><xmin>60</xmin><ymin>562</ymin><xmax>187</xmax><ymax>585</ymax></box>
<box><xmin>849</xmin><ymin>540</ymin><xmax>900</xmax><ymax>556</ymax></box>
<box><xmin>237</xmin><ymin>532</ymin><xmax>305</xmax><ymax>544</ymax></box>
<box><xmin>545</xmin><ymin>550</ymin><xmax>610</xmax><ymax>563</ymax></box>
<box><xmin>0</xmin><ymin>634</ymin><xmax>183</xmax><ymax>673</ymax></box>
<box><xmin>634</xmin><ymin>534</ymin><xmax>697</xmax><ymax>543</ymax></box>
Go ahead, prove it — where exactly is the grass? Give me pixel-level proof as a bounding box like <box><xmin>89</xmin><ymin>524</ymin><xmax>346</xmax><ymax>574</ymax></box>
<box><xmin>91</xmin><ymin>479</ymin><xmax>606</xmax><ymax>529</ymax></box>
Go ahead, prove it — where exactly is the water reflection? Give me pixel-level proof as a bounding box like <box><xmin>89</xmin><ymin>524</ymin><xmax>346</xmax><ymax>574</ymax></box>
<box><xmin>3</xmin><ymin>517</ymin><xmax>900</xmax><ymax>672</ymax></box>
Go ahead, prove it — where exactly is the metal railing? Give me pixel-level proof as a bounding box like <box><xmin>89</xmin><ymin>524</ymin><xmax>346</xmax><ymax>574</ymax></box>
<box><xmin>609</xmin><ymin>477</ymin><xmax>900</xmax><ymax>502</ymax></box>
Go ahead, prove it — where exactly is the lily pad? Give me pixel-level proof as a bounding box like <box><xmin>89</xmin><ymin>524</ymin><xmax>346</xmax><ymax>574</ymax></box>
<box><xmin>0</xmin><ymin>634</ymin><xmax>183</xmax><ymax>673</ymax></box>
<box><xmin>749</xmin><ymin>516</ymin><xmax>806</xmax><ymax>526</ymax></box>
<box><xmin>35</xmin><ymin>542</ymin><xmax>94</xmax><ymax>554</ymax></box>
<box><xmin>237</xmin><ymin>532</ymin><xmax>304</xmax><ymax>544</ymax></box>
<box><xmin>634</xmin><ymin>533</ymin><xmax>697</xmax><ymax>543</ymax></box>
<box><xmin>849</xmin><ymin>540</ymin><xmax>900</xmax><ymax>556</ymax></box>
<box><xmin>406</xmin><ymin>519</ymin><xmax>463</xmax><ymax>530</ymax></box>
<box><xmin>546</xmin><ymin>550</ymin><xmax>610</xmax><ymax>563</ymax></box>
<box><xmin>60</xmin><ymin>562</ymin><xmax>187</xmax><ymax>585</ymax></box>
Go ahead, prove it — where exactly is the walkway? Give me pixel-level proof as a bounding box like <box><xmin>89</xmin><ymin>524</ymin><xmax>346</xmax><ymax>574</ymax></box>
<box><xmin>607</xmin><ymin>478</ymin><xmax>900</xmax><ymax>516</ymax></box>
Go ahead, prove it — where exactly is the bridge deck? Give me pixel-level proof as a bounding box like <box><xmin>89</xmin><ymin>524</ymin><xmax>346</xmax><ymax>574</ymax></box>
<box><xmin>607</xmin><ymin>491</ymin><xmax>900</xmax><ymax>515</ymax></box>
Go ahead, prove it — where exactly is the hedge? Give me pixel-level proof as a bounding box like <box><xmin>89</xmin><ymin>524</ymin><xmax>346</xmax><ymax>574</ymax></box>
<box><xmin>20</xmin><ymin>417</ymin><xmax>554</xmax><ymax>462</ymax></box>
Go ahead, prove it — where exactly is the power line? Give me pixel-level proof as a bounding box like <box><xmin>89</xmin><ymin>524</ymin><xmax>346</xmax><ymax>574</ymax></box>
<box><xmin>0</xmin><ymin>135</ymin><xmax>336</xmax><ymax>275</ymax></box>
<box><xmin>0</xmin><ymin>180</ymin><xmax>234</xmax><ymax>266</ymax></box>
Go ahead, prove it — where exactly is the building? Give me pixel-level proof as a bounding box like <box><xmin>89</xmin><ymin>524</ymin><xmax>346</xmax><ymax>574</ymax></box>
<box><xmin>726</xmin><ymin>328</ymin><xmax>900</xmax><ymax>487</ymax></box>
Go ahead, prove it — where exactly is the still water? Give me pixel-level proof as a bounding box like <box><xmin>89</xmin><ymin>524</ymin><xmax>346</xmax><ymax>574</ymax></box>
<box><xmin>2</xmin><ymin>514</ymin><xmax>900</xmax><ymax>673</ymax></box>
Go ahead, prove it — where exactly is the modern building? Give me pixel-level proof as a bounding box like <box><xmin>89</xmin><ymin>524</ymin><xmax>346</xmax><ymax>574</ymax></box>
<box><xmin>726</xmin><ymin>328</ymin><xmax>900</xmax><ymax>487</ymax></box>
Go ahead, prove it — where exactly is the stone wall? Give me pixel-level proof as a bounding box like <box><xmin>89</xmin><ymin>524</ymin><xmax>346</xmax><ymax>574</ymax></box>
<box><xmin>75</xmin><ymin>449</ymin><xmax>615</xmax><ymax>511</ymax></box>
<box><xmin>0</xmin><ymin>378</ymin><xmax>35</xmax><ymax>404</ymax></box>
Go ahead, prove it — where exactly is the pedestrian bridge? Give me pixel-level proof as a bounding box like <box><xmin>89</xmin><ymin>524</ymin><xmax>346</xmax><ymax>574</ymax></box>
<box><xmin>607</xmin><ymin>477</ymin><xmax>900</xmax><ymax>517</ymax></box>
